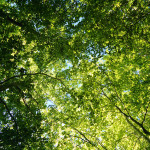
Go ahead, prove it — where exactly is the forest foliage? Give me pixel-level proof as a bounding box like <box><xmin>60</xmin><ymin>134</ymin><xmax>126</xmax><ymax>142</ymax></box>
<box><xmin>0</xmin><ymin>0</ymin><xmax>150</xmax><ymax>149</ymax></box>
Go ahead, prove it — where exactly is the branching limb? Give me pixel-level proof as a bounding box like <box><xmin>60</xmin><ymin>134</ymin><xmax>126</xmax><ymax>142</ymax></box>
<box><xmin>126</xmin><ymin>117</ymin><xmax>150</xmax><ymax>144</ymax></box>
<box><xmin>102</xmin><ymin>90</ymin><xmax>150</xmax><ymax>136</ymax></box>
<box><xmin>0</xmin><ymin>97</ymin><xmax>18</xmax><ymax>131</ymax></box>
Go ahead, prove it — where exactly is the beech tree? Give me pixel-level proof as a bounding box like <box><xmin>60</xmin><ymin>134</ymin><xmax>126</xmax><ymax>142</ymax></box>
<box><xmin>0</xmin><ymin>0</ymin><xmax>150</xmax><ymax>149</ymax></box>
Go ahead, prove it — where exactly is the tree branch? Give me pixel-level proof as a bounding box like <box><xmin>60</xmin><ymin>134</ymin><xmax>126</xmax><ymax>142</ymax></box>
<box><xmin>85</xmin><ymin>133</ymin><xmax>108</xmax><ymax>150</ymax></box>
<box><xmin>72</xmin><ymin>127</ymin><xmax>102</xmax><ymax>150</ymax></box>
<box><xmin>102</xmin><ymin>70</ymin><xmax>130</xmax><ymax>116</ymax></box>
<box><xmin>126</xmin><ymin>117</ymin><xmax>150</xmax><ymax>144</ymax></box>
<box><xmin>0</xmin><ymin>9</ymin><xmax>57</xmax><ymax>44</ymax></box>
<box><xmin>72</xmin><ymin>127</ymin><xmax>95</xmax><ymax>146</ymax></box>
<box><xmin>0</xmin><ymin>73</ymin><xmax>64</xmax><ymax>85</ymax></box>
<box><xmin>0</xmin><ymin>97</ymin><xmax>18</xmax><ymax>131</ymax></box>
<box><xmin>113</xmin><ymin>87</ymin><xmax>130</xmax><ymax>116</ymax></box>
<box><xmin>15</xmin><ymin>86</ymin><xmax>35</xmax><ymax>115</ymax></box>
<box><xmin>102</xmin><ymin>90</ymin><xmax>150</xmax><ymax>136</ymax></box>
<box><xmin>66</xmin><ymin>134</ymin><xmax>87</xmax><ymax>143</ymax></box>
<box><xmin>142</xmin><ymin>101</ymin><xmax>150</xmax><ymax>125</ymax></box>
<box><xmin>96</xmin><ymin>138</ymin><xmax>108</xmax><ymax>150</ymax></box>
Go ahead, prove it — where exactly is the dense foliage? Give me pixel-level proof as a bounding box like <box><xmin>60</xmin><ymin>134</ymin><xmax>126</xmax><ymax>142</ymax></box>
<box><xmin>0</xmin><ymin>0</ymin><xmax>150</xmax><ymax>149</ymax></box>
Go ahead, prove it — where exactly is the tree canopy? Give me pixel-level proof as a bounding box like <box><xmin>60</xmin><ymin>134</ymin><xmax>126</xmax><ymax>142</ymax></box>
<box><xmin>0</xmin><ymin>0</ymin><xmax>150</xmax><ymax>149</ymax></box>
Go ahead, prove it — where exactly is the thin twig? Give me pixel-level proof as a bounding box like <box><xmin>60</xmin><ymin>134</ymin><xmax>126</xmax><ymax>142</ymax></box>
<box><xmin>72</xmin><ymin>127</ymin><xmax>100</xmax><ymax>150</ymax></box>
<box><xmin>114</xmin><ymin>87</ymin><xmax>130</xmax><ymax>116</ymax></box>
<box><xmin>96</xmin><ymin>138</ymin><xmax>108</xmax><ymax>150</ymax></box>
<box><xmin>85</xmin><ymin>133</ymin><xmax>108</xmax><ymax>150</ymax></box>
<box><xmin>133</xmin><ymin>136</ymin><xmax>141</xmax><ymax>149</ymax></box>
<box><xmin>142</xmin><ymin>101</ymin><xmax>150</xmax><ymax>125</ymax></box>
<box><xmin>66</xmin><ymin>134</ymin><xmax>87</xmax><ymax>143</ymax></box>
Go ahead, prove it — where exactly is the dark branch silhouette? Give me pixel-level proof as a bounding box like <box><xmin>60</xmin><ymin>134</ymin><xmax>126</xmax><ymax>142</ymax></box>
<box><xmin>102</xmin><ymin>90</ymin><xmax>150</xmax><ymax>136</ymax></box>
<box><xmin>0</xmin><ymin>73</ymin><xmax>64</xmax><ymax>85</ymax></box>
<box><xmin>72</xmin><ymin>127</ymin><xmax>104</xmax><ymax>150</ymax></box>
<box><xmin>142</xmin><ymin>101</ymin><xmax>150</xmax><ymax>125</ymax></box>
<box><xmin>0</xmin><ymin>97</ymin><xmax>18</xmax><ymax>131</ymax></box>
